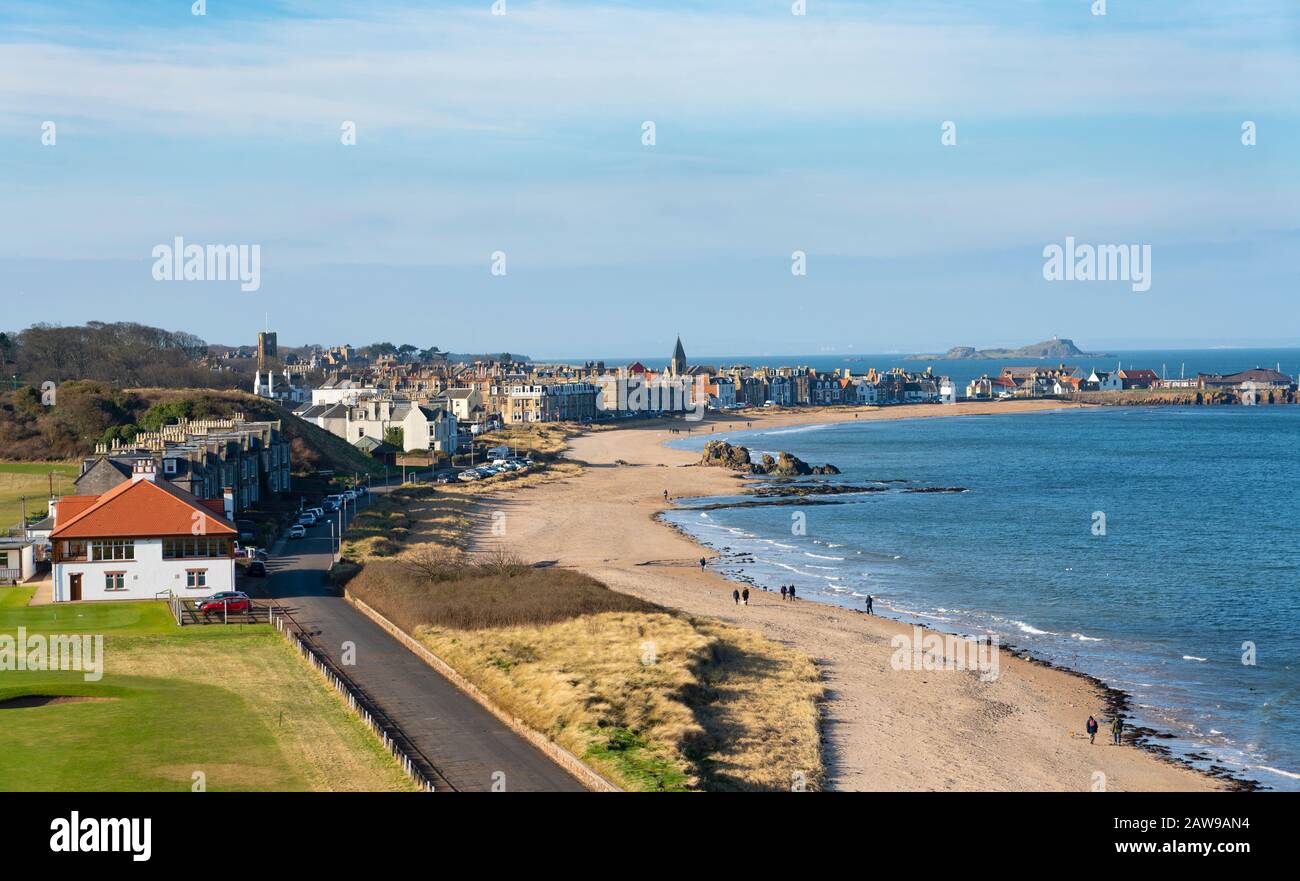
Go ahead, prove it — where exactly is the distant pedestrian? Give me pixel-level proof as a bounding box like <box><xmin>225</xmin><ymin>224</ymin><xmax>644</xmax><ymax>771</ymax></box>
<box><xmin>664</xmin><ymin>489</ymin><xmax>669</xmax><ymax>502</ymax></box>
<box><xmin>732</xmin><ymin>589</ymin><xmax>740</xmax><ymax>605</ymax></box>
<box><xmin>780</xmin><ymin>585</ymin><xmax>788</xmax><ymax>601</ymax></box>
<box><xmin>1086</xmin><ymin>715</ymin><xmax>1099</xmax><ymax>745</ymax></box>
<box><xmin>742</xmin><ymin>588</ymin><xmax>749</xmax><ymax>606</ymax></box>
<box><xmin>1111</xmin><ymin>716</ymin><xmax>1124</xmax><ymax>745</ymax></box>
<box><xmin>788</xmin><ymin>585</ymin><xmax>797</xmax><ymax>601</ymax></box>
<box><xmin>699</xmin><ymin>557</ymin><xmax>706</xmax><ymax>571</ymax></box>
<box><xmin>865</xmin><ymin>594</ymin><xmax>874</xmax><ymax>615</ymax></box>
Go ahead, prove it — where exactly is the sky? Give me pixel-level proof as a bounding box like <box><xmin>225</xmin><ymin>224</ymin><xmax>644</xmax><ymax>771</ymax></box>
<box><xmin>1</xmin><ymin>0</ymin><xmax>1297</xmax><ymax>358</ymax></box>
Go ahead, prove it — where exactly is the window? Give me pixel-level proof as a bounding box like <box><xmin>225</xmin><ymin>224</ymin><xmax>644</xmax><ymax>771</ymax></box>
<box><xmin>91</xmin><ymin>539</ymin><xmax>134</xmax><ymax>561</ymax></box>
<box><xmin>61</xmin><ymin>541</ymin><xmax>87</xmax><ymax>560</ymax></box>
<box><xmin>186</xmin><ymin>569</ymin><xmax>207</xmax><ymax>589</ymax></box>
<box><xmin>163</xmin><ymin>458</ymin><xmax>177</xmax><ymax>475</ymax></box>
<box><xmin>104</xmin><ymin>572</ymin><xmax>126</xmax><ymax>591</ymax></box>
<box><xmin>163</xmin><ymin>538</ymin><xmax>230</xmax><ymax>558</ymax></box>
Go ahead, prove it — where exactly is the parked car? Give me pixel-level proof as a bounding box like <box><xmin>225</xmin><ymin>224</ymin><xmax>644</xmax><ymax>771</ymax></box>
<box><xmin>435</xmin><ymin>474</ymin><xmax>453</xmax><ymax>484</ymax></box>
<box><xmin>307</xmin><ymin>507</ymin><xmax>325</xmax><ymax>520</ymax></box>
<box><xmin>288</xmin><ymin>524</ymin><xmax>306</xmax><ymax>539</ymax></box>
<box><xmin>457</xmin><ymin>471</ymin><xmax>479</xmax><ymax>482</ymax></box>
<box><xmin>246</xmin><ymin>560</ymin><xmax>267</xmax><ymax>577</ymax></box>
<box><xmin>198</xmin><ymin>591</ymin><xmax>251</xmax><ymax>614</ymax></box>
<box><xmin>298</xmin><ymin>513</ymin><xmax>317</xmax><ymax>526</ymax></box>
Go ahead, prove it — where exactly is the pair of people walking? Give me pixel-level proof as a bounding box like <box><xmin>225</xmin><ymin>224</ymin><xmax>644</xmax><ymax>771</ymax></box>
<box><xmin>1085</xmin><ymin>714</ymin><xmax>1124</xmax><ymax>745</ymax></box>
<box><xmin>779</xmin><ymin>584</ymin><xmax>797</xmax><ymax>601</ymax></box>
<box><xmin>731</xmin><ymin>587</ymin><xmax>749</xmax><ymax>606</ymax></box>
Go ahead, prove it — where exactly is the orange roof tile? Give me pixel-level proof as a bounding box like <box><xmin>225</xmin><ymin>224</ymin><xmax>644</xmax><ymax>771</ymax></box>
<box><xmin>51</xmin><ymin>478</ymin><xmax>237</xmax><ymax>539</ymax></box>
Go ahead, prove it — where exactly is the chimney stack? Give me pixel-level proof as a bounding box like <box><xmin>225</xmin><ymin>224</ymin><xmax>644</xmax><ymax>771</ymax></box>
<box><xmin>131</xmin><ymin>459</ymin><xmax>158</xmax><ymax>483</ymax></box>
<box><xmin>222</xmin><ymin>487</ymin><xmax>235</xmax><ymax>521</ymax></box>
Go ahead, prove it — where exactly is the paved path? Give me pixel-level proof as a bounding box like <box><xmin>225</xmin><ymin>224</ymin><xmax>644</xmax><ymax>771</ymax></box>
<box><xmin>250</xmin><ymin>510</ymin><xmax>584</xmax><ymax>793</ymax></box>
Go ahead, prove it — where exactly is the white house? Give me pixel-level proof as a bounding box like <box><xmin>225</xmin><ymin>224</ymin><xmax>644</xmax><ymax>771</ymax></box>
<box><xmin>254</xmin><ymin>369</ymin><xmax>310</xmax><ymax>404</ymax></box>
<box><xmin>0</xmin><ymin>538</ymin><xmax>37</xmax><ymax>584</ymax></box>
<box><xmin>852</xmin><ymin>379</ymin><xmax>879</xmax><ymax>404</ymax></box>
<box><xmin>1086</xmin><ymin>369</ymin><xmax>1123</xmax><ymax>391</ymax></box>
<box><xmin>938</xmin><ymin>377</ymin><xmax>958</xmax><ymax>404</ymax></box>
<box><xmin>310</xmin><ymin>377</ymin><xmax>379</xmax><ymax>406</ymax></box>
<box><xmin>49</xmin><ymin>461</ymin><xmax>237</xmax><ymax>602</ymax></box>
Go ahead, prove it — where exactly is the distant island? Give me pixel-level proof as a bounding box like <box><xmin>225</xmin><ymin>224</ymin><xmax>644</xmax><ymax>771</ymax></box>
<box><xmin>906</xmin><ymin>337</ymin><xmax>1109</xmax><ymax>361</ymax></box>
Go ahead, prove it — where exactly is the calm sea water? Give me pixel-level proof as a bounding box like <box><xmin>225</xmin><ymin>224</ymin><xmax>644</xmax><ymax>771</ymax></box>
<box><xmin>664</xmin><ymin>405</ymin><xmax>1300</xmax><ymax>790</ymax></box>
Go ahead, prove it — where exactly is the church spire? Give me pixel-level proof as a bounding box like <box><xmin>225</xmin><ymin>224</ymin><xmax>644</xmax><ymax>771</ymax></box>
<box><xmin>670</xmin><ymin>335</ymin><xmax>687</xmax><ymax>376</ymax></box>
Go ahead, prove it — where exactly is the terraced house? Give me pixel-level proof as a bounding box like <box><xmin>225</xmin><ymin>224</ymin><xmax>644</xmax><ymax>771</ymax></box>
<box><xmin>49</xmin><ymin>460</ymin><xmax>237</xmax><ymax>603</ymax></box>
<box><xmin>76</xmin><ymin>414</ymin><xmax>291</xmax><ymax>514</ymax></box>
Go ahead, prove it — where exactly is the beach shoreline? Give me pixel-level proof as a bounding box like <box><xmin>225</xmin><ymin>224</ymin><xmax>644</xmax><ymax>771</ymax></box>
<box><xmin>477</xmin><ymin>400</ymin><xmax>1237</xmax><ymax>791</ymax></box>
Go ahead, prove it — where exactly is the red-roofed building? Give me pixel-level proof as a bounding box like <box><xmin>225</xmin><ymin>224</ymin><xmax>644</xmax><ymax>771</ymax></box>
<box><xmin>1118</xmin><ymin>369</ymin><xmax>1160</xmax><ymax>389</ymax></box>
<box><xmin>50</xmin><ymin>460</ymin><xmax>237</xmax><ymax>602</ymax></box>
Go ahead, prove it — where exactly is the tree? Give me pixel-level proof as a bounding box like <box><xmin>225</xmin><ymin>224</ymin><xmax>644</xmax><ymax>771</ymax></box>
<box><xmin>383</xmin><ymin>427</ymin><xmax>404</xmax><ymax>450</ymax></box>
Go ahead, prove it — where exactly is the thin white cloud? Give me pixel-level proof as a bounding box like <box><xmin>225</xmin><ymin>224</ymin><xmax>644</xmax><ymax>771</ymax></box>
<box><xmin>1</xmin><ymin>3</ymin><xmax>1297</xmax><ymax>137</ymax></box>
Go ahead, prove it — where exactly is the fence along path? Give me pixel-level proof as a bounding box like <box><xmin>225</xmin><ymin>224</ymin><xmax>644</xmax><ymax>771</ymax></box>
<box><xmin>269</xmin><ymin>604</ymin><xmax>453</xmax><ymax>792</ymax></box>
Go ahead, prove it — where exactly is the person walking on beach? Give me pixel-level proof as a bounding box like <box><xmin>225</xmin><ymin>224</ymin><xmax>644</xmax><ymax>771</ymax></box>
<box><xmin>1111</xmin><ymin>715</ymin><xmax>1124</xmax><ymax>745</ymax></box>
<box><xmin>732</xmin><ymin>589</ymin><xmax>740</xmax><ymax>605</ymax></box>
<box><xmin>742</xmin><ymin>587</ymin><xmax>750</xmax><ymax>606</ymax></box>
<box><xmin>780</xmin><ymin>585</ymin><xmax>788</xmax><ymax>601</ymax></box>
<box><xmin>1086</xmin><ymin>715</ymin><xmax>1099</xmax><ymax>745</ymax></box>
<box><xmin>788</xmin><ymin>585</ymin><xmax>797</xmax><ymax>601</ymax></box>
<box><xmin>699</xmin><ymin>557</ymin><xmax>706</xmax><ymax>572</ymax></box>
<box><xmin>664</xmin><ymin>489</ymin><xmax>669</xmax><ymax>502</ymax></box>
<box><xmin>865</xmin><ymin>594</ymin><xmax>874</xmax><ymax>615</ymax></box>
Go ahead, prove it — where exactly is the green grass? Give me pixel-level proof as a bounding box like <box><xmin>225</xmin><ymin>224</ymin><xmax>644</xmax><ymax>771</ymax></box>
<box><xmin>0</xmin><ymin>590</ymin><xmax>414</xmax><ymax>792</ymax></box>
<box><xmin>0</xmin><ymin>461</ymin><xmax>78</xmax><ymax>528</ymax></box>
<box><xmin>0</xmin><ymin>587</ymin><xmax>178</xmax><ymax>635</ymax></box>
<box><xmin>584</xmin><ymin>726</ymin><xmax>689</xmax><ymax>793</ymax></box>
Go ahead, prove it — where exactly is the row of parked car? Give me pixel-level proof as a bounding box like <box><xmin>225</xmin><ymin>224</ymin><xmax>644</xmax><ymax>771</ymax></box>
<box><xmin>450</xmin><ymin>457</ymin><xmax>535</xmax><ymax>483</ymax></box>
<box><xmin>289</xmin><ymin>485</ymin><xmax>369</xmax><ymax>537</ymax></box>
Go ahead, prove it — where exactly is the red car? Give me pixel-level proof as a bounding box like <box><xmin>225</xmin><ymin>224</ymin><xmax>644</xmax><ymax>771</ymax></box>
<box><xmin>197</xmin><ymin>592</ymin><xmax>252</xmax><ymax>614</ymax></box>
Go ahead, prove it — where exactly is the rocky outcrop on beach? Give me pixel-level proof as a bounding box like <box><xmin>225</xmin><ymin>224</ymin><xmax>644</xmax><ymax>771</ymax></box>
<box><xmin>699</xmin><ymin>441</ymin><xmax>839</xmax><ymax>477</ymax></box>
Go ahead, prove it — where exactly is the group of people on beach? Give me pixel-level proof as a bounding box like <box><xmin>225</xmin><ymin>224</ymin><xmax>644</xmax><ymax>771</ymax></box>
<box><xmin>732</xmin><ymin>588</ymin><xmax>750</xmax><ymax>605</ymax></box>
<box><xmin>779</xmin><ymin>584</ymin><xmax>798</xmax><ymax>601</ymax></box>
<box><xmin>1085</xmin><ymin>714</ymin><xmax>1125</xmax><ymax>745</ymax></box>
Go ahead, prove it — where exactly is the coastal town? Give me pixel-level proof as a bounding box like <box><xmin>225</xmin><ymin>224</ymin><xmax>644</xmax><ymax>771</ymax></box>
<box><xmin>0</xmin><ymin>320</ymin><xmax>1292</xmax><ymax>806</ymax></box>
<box><xmin>4</xmin><ymin>326</ymin><xmax>1295</xmax><ymax>591</ymax></box>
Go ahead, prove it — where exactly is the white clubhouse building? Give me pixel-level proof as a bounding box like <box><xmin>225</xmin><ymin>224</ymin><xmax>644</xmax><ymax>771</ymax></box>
<box><xmin>49</xmin><ymin>461</ymin><xmax>237</xmax><ymax>602</ymax></box>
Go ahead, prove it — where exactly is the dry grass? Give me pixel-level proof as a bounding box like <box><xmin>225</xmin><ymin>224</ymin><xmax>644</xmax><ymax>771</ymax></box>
<box><xmin>350</xmin><ymin>555</ymin><xmax>658</xmax><ymax>630</ymax></box>
<box><xmin>348</xmin><ymin>557</ymin><xmax>823</xmax><ymax>791</ymax></box>
<box><xmin>476</xmin><ymin>422</ymin><xmax>603</xmax><ymax>458</ymax></box>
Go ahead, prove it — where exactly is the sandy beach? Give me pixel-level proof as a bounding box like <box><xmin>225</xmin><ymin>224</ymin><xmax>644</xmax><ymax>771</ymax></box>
<box><xmin>475</xmin><ymin>401</ymin><xmax>1222</xmax><ymax>791</ymax></box>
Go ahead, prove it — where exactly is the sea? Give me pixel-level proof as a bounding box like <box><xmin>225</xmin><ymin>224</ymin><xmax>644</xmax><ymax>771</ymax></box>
<box><xmin>657</xmin><ymin>348</ymin><xmax>1300</xmax><ymax>791</ymax></box>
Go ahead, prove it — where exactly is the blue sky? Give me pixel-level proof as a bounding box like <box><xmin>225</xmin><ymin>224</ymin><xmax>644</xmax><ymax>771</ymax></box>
<box><xmin>1</xmin><ymin>0</ymin><xmax>1297</xmax><ymax>357</ymax></box>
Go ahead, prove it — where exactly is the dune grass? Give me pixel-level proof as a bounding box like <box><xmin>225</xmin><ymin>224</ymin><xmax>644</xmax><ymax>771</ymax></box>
<box><xmin>347</xmin><ymin>561</ymin><xmax>824</xmax><ymax>791</ymax></box>
<box><xmin>0</xmin><ymin>589</ymin><xmax>414</xmax><ymax>792</ymax></box>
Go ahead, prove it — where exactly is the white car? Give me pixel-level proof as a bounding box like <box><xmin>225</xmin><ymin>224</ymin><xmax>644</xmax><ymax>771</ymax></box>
<box><xmin>298</xmin><ymin>513</ymin><xmax>317</xmax><ymax>526</ymax></box>
<box><xmin>457</xmin><ymin>471</ymin><xmax>480</xmax><ymax>482</ymax></box>
<box><xmin>288</xmin><ymin>525</ymin><xmax>306</xmax><ymax>539</ymax></box>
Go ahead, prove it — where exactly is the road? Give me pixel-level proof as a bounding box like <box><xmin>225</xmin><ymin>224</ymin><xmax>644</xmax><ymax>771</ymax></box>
<box><xmin>248</xmin><ymin>497</ymin><xmax>585</xmax><ymax>793</ymax></box>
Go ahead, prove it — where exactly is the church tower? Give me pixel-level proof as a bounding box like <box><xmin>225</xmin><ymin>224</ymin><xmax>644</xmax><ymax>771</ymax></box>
<box><xmin>669</xmin><ymin>336</ymin><xmax>687</xmax><ymax>377</ymax></box>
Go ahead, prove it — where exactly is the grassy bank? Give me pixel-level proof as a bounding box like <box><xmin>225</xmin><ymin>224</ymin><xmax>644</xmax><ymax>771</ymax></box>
<box><xmin>347</xmin><ymin>558</ymin><xmax>824</xmax><ymax>791</ymax></box>
<box><xmin>0</xmin><ymin>588</ymin><xmax>414</xmax><ymax>792</ymax></box>
<box><xmin>0</xmin><ymin>462</ymin><xmax>78</xmax><ymax>529</ymax></box>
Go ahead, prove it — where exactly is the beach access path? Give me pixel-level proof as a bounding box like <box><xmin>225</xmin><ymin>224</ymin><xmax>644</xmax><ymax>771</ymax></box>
<box><xmin>473</xmin><ymin>400</ymin><xmax>1222</xmax><ymax>792</ymax></box>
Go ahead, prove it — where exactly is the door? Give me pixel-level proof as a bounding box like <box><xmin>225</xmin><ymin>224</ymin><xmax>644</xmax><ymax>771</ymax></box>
<box><xmin>69</xmin><ymin>573</ymin><xmax>82</xmax><ymax>602</ymax></box>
